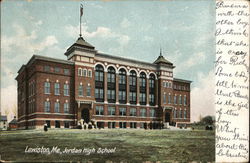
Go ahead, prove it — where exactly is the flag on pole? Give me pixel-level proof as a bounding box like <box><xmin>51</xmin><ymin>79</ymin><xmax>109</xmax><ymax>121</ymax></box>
<box><xmin>80</xmin><ymin>4</ymin><xmax>83</xmax><ymax>17</ymax></box>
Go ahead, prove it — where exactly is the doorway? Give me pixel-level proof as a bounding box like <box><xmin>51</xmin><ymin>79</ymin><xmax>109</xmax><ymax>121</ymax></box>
<box><xmin>165</xmin><ymin>112</ymin><xmax>170</xmax><ymax>122</ymax></box>
<box><xmin>81</xmin><ymin>109</ymin><xmax>90</xmax><ymax>123</ymax></box>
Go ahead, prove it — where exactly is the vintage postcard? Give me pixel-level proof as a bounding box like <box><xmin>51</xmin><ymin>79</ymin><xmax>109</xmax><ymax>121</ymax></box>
<box><xmin>0</xmin><ymin>0</ymin><xmax>248</xmax><ymax>162</ymax></box>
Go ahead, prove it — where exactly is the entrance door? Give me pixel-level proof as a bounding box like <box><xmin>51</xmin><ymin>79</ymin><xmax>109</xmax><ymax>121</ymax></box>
<box><xmin>165</xmin><ymin>112</ymin><xmax>170</xmax><ymax>122</ymax></box>
<box><xmin>81</xmin><ymin>109</ymin><xmax>90</xmax><ymax>123</ymax></box>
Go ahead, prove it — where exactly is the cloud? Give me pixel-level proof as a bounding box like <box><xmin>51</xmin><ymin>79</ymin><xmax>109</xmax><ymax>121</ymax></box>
<box><xmin>191</xmin><ymin>70</ymin><xmax>215</xmax><ymax>122</ymax></box>
<box><xmin>120</xmin><ymin>18</ymin><xmax>131</xmax><ymax>28</ymax></box>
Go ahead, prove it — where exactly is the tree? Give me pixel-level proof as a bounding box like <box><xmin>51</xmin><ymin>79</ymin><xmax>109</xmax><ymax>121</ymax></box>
<box><xmin>201</xmin><ymin>115</ymin><xmax>214</xmax><ymax>125</ymax></box>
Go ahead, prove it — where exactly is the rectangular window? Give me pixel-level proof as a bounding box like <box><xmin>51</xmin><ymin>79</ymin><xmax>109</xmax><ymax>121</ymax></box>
<box><xmin>95</xmin><ymin>72</ymin><xmax>104</xmax><ymax>82</ymax></box>
<box><xmin>140</xmin><ymin>108</ymin><xmax>146</xmax><ymax>117</ymax></box>
<box><xmin>44</xmin><ymin>101</ymin><xmax>50</xmax><ymax>112</ymax></box>
<box><xmin>184</xmin><ymin>95</ymin><xmax>187</xmax><ymax>106</ymax></box>
<box><xmin>184</xmin><ymin>109</ymin><xmax>187</xmax><ymax>119</ymax></box>
<box><xmin>107</xmin><ymin>89</ymin><xmax>115</xmax><ymax>100</ymax></box>
<box><xmin>179</xmin><ymin>109</ymin><xmax>182</xmax><ymax>118</ymax></box>
<box><xmin>130</xmin><ymin>122</ymin><xmax>137</xmax><ymax>128</ymax></box>
<box><xmin>108</xmin><ymin>106</ymin><xmax>116</xmax><ymax>116</ymax></box>
<box><xmin>87</xmin><ymin>86</ymin><xmax>91</xmax><ymax>96</ymax></box>
<box><xmin>78</xmin><ymin>68</ymin><xmax>82</xmax><ymax>76</ymax></box>
<box><xmin>64</xmin><ymin>103</ymin><xmax>69</xmax><ymax>113</ymax></box>
<box><xmin>179</xmin><ymin>95</ymin><xmax>182</xmax><ymax>105</ymax></box>
<box><xmin>54</xmin><ymin>83</ymin><xmax>60</xmax><ymax>95</ymax></box>
<box><xmin>130</xmin><ymin>108</ymin><xmax>136</xmax><ymax>116</ymax></box>
<box><xmin>129</xmin><ymin>92</ymin><xmax>136</xmax><ymax>103</ymax></box>
<box><xmin>119</xmin><ymin>75</ymin><xmax>126</xmax><ymax>84</ymax></box>
<box><xmin>174</xmin><ymin>95</ymin><xmax>177</xmax><ymax>105</ymax></box>
<box><xmin>64</xmin><ymin>69</ymin><xmax>69</xmax><ymax>75</ymax></box>
<box><xmin>55</xmin><ymin>102</ymin><xmax>60</xmax><ymax>113</ymax></box>
<box><xmin>149</xmin><ymin>94</ymin><xmax>155</xmax><ymax>104</ymax></box>
<box><xmin>129</xmin><ymin>76</ymin><xmax>136</xmax><ymax>86</ymax></box>
<box><xmin>119</xmin><ymin>122</ymin><xmax>126</xmax><ymax>128</ymax></box>
<box><xmin>44</xmin><ymin>82</ymin><xmax>50</xmax><ymax>94</ymax></box>
<box><xmin>108</xmin><ymin>122</ymin><xmax>116</xmax><ymax>129</ymax></box>
<box><xmin>163</xmin><ymin>93</ymin><xmax>167</xmax><ymax>104</ymax></box>
<box><xmin>119</xmin><ymin>108</ymin><xmax>126</xmax><ymax>116</ymax></box>
<box><xmin>55</xmin><ymin>67</ymin><xmax>60</xmax><ymax>73</ymax></box>
<box><xmin>64</xmin><ymin>121</ymin><xmax>70</xmax><ymax>128</ymax></box>
<box><xmin>150</xmin><ymin>109</ymin><xmax>156</xmax><ymax>117</ymax></box>
<box><xmin>168</xmin><ymin>94</ymin><xmax>171</xmax><ymax>104</ymax></box>
<box><xmin>140</xmin><ymin>93</ymin><xmax>146</xmax><ymax>104</ymax></box>
<box><xmin>79</xmin><ymin>85</ymin><xmax>83</xmax><ymax>96</ymax></box>
<box><xmin>95</xmin><ymin>88</ymin><xmax>104</xmax><ymax>99</ymax></box>
<box><xmin>149</xmin><ymin>79</ymin><xmax>154</xmax><ymax>88</ymax></box>
<box><xmin>46</xmin><ymin>120</ymin><xmax>51</xmax><ymax>128</ymax></box>
<box><xmin>95</xmin><ymin>106</ymin><xmax>104</xmax><ymax>115</ymax></box>
<box><xmin>119</xmin><ymin>91</ymin><xmax>126</xmax><ymax>101</ymax></box>
<box><xmin>140</xmin><ymin>78</ymin><xmax>146</xmax><ymax>87</ymax></box>
<box><xmin>108</xmin><ymin>73</ymin><xmax>115</xmax><ymax>83</ymax></box>
<box><xmin>44</xmin><ymin>65</ymin><xmax>50</xmax><ymax>72</ymax></box>
<box><xmin>64</xmin><ymin>84</ymin><xmax>69</xmax><ymax>96</ymax></box>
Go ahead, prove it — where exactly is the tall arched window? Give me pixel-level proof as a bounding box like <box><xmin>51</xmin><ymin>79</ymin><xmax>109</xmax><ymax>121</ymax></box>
<box><xmin>95</xmin><ymin>65</ymin><xmax>104</xmax><ymax>102</ymax></box>
<box><xmin>107</xmin><ymin>67</ymin><xmax>116</xmax><ymax>103</ymax></box>
<box><xmin>139</xmin><ymin>72</ymin><xmax>146</xmax><ymax>105</ymax></box>
<box><xmin>149</xmin><ymin>74</ymin><xmax>155</xmax><ymax>106</ymax></box>
<box><xmin>129</xmin><ymin>70</ymin><xmax>137</xmax><ymax>104</ymax></box>
<box><xmin>119</xmin><ymin>68</ymin><xmax>126</xmax><ymax>104</ymax></box>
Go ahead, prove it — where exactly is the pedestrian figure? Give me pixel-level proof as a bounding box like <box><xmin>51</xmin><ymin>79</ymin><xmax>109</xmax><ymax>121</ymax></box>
<box><xmin>44</xmin><ymin>123</ymin><xmax>48</xmax><ymax>132</ymax></box>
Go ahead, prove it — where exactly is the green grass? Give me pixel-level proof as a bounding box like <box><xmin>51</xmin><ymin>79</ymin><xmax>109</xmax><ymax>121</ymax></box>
<box><xmin>0</xmin><ymin>129</ymin><xmax>215</xmax><ymax>162</ymax></box>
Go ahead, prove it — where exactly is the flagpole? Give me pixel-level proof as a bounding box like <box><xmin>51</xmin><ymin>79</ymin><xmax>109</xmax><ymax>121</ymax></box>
<box><xmin>80</xmin><ymin>4</ymin><xmax>83</xmax><ymax>37</ymax></box>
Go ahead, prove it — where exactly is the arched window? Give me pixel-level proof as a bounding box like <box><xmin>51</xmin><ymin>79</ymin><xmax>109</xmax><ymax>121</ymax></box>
<box><xmin>78</xmin><ymin>68</ymin><xmax>82</xmax><ymax>76</ymax></box>
<box><xmin>107</xmin><ymin>67</ymin><xmax>116</xmax><ymax>103</ymax></box>
<box><xmin>129</xmin><ymin>70</ymin><xmax>137</xmax><ymax>104</ymax></box>
<box><xmin>95</xmin><ymin>65</ymin><xmax>104</xmax><ymax>102</ymax></box>
<box><xmin>119</xmin><ymin>68</ymin><xmax>126</xmax><ymax>104</ymax></box>
<box><xmin>149</xmin><ymin>74</ymin><xmax>155</xmax><ymax>106</ymax></box>
<box><xmin>139</xmin><ymin>72</ymin><xmax>146</xmax><ymax>105</ymax></box>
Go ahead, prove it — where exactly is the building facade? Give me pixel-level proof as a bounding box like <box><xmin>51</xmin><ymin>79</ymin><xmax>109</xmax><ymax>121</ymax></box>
<box><xmin>0</xmin><ymin>115</ymin><xmax>8</xmax><ymax>130</ymax></box>
<box><xmin>16</xmin><ymin>37</ymin><xmax>191</xmax><ymax>129</ymax></box>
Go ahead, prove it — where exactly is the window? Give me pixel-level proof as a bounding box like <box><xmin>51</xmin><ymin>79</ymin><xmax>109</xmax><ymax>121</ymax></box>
<box><xmin>130</xmin><ymin>108</ymin><xmax>136</xmax><ymax>116</ymax></box>
<box><xmin>119</xmin><ymin>122</ymin><xmax>126</xmax><ymax>128</ymax></box>
<box><xmin>44</xmin><ymin>101</ymin><xmax>50</xmax><ymax>112</ymax></box>
<box><xmin>119</xmin><ymin>108</ymin><xmax>126</xmax><ymax>116</ymax></box>
<box><xmin>108</xmin><ymin>122</ymin><xmax>116</xmax><ymax>128</ymax></box>
<box><xmin>64</xmin><ymin>69</ymin><xmax>69</xmax><ymax>75</ymax></box>
<box><xmin>140</xmin><ymin>93</ymin><xmax>146</xmax><ymax>105</ymax></box>
<box><xmin>44</xmin><ymin>82</ymin><xmax>50</xmax><ymax>94</ymax></box>
<box><xmin>78</xmin><ymin>85</ymin><xmax>83</xmax><ymax>96</ymax></box>
<box><xmin>129</xmin><ymin>92</ymin><xmax>136</xmax><ymax>104</ymax></box>
<box><xmin>86</xmin><ymin>86</ymin><xmax>91</xmax><ymax>96</ymax></box>
<box><xmin>140</xmin><ymin>108</ymin><xmax>146</xmax><ymax>117</ymax></box>
<box><xmin>46</xmin><ymin>120</ymin><xmax>51</xmax><ymax>128</ymax></box>
<box><xmin>140</xmin><ymin>73</ymin><xmax>146</xmax><ymax>87</ymax></box>
<box><xmin>179</xmin><ymin>95</ymin><xmax>182</xmax><ymax>105</ymax></box>
<box><xmin>149</xmin><ymin>74</ymin><xmax>155</xmax><ymax>88</ymax></box>
<box><xmin>44</xmin><ymin>65</ymin><xmax>50</xmax><ymax>72</ymax></box>
<box><xmin>55</xmin><ymin>67</ymin><xmax>60</xmax><ymax>73</ymax></box>
<box><xmin>96</xmin><ymin>106</ymin><xmax>104</xmax><ymax>115</ymax></box>
<box><xmin>55</xmin><ymin>121</ymin><xmax>60</xmax><ymax>128</ymax></box>
<box><xmin>107</xmin><ymin>89</ymin><xmax>115</xmax><ymax>101</ymax></box>
<box><xmin>119</xmin><ymin>91</ymin><xmax>126</xmax><ymax>102</ymax></box>
<box><xmin>168</xmin><ymin>93</ymin><xmax>171</xmax><ymax>104</ymax></box>
<box><xmin>78</xmin><ymin>68</ymin><xmax>82</xmax><ymax>76</ymax></box>
<box><xmin>83</xmin><ymin>69</ymin><xmax>87</xmax><ymax>77</ymax></box>
<box><xmin>184</xmin><ymin>95</ymin><xmax>187</xmax><ymax>106</ymax></box>
<box><xmin>95</xmin><ymin>88</ymin><xmax>104</xmax><ymax>100</ymax></box>
<box><xmin>55</xmin><ymin>102</ymin><xmax>60</xmax><ymax>113</ymax></box>
<box><xmin>174</xmin><ymin>95</ymin><xmax>177</xmax><ymax>105</ymax></box>
<box><xmin>130</xmin><ymin>122</ymin><xmax>137</xmax><ymax>128</ymax></box>
<box><xmin>179</xmin><ymin>109</ymin><xmax>182</xmax><ymax>118</ymax></box>
<box><xmin>169</xmin><ymin>82</ymin><xmax>172</xmax><ymax>88</ymax></box>
<box><xmin>173</xmin><ymin>109</ymin><xmax>177</xmax><ymax>118</ymax></box>
<box><xmin>64</xmin><ymin>121</ymin><xmax>70</xmax><ymax>128</ymax></box>
<box><xmin>64</xmin><ymin>103</ymin><xmax>69</xmax><ymax>113</ymax></box>
<box><xmin>149</xmin><ymin>94</ymin><xmax>155</xmax><ymax>105</ymax></box>
<box><xmin>55</xmin><ymin>83</ymin><xmax>60</xmax><ymax>95</ymax></box>
<box><xmin>88</xmin><ymin>70</ymin><xmax>92</xmax><ymax>77</ymax></box>
<box><xmin>163</xmin><ymin>93</ymin><xmax>167</xmax><ymax>104</ymax></box>
<box><xmin>150</xmin><ymin>109</ymin><xmax>156</xmax><ymax>117</ymax></box>
<box><xmin>64</xmin><ymin>84</ymin><xmax>69</xmax><ymax>96</ymax></box>
<box><xmin>107</xmin><ymin>67</ymin><xmax>116</xmax><ymax>83</ymax></box>
<box><xmin>129</xmin><ymin>71</ymin><xmax>137</xmax><ymax>86</ymax></box>
<box><xmin>95</xmin><ymin>65</ymin><xmax>104</xmax><ymax>82</ymax></box>
<box><xmin>184</xmin><ymin>109</ymin><xmax>187</xmax><ymax>119</ymax></box>
<box><xmin>108</xmin><ymin>106</ymin><xmax>116</xmax><ymax>116</ymax></box>
<box><xmin>119</xmin><ymin>69</ymin><xmax>126</xmax><ymax>84</ymax></box>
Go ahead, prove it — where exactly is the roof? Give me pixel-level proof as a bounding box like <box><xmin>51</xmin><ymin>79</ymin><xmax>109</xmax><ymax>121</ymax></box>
<box><xmin>65</xmin><ymin>37</ymin><xmax>95</xmax><ymax>54</ymax></box>
<box><xmin>174</xmin><ymin>78</ymin><xmax>192</xmax><ymax>83</ymax></box>
<box><xmin>9</xmin><ymin>118</ymin><xmax>17</xmax><ymax>124</ymax></box>
<box><xmin>0</xmin><ymin>115</ymin><xmax>7</xmax><ymax>121</ymax></box>
<box><xmin>153</xmin><ymin>55</ymin><xmax>173</xmax><ymax>65</ymax></box>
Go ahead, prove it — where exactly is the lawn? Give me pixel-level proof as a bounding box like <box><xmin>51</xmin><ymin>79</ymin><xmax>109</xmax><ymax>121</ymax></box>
<box><xmin>0</xmin><ymin>129</ymin><xmax>215</xmax><ymax>162</ymax></box>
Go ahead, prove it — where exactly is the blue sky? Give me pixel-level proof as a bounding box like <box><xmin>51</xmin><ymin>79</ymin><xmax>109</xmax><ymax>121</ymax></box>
<box><xmin>1</xmin><ymin>0</ymin><xmax>215</xmax><ymax>121</ymax></box>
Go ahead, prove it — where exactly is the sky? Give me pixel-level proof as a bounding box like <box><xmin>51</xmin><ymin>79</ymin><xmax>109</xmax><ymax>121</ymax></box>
<box><xmin>1</xmin><ymin>0</ymin><xmax>215</xmax><ymax>122</ymax></box>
